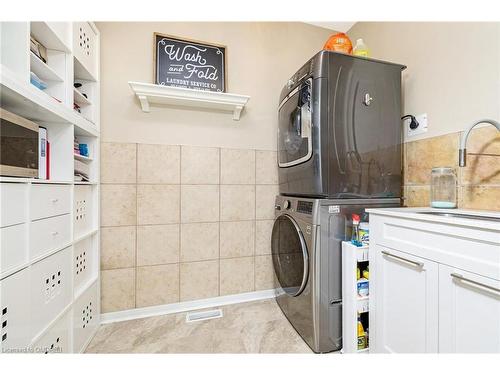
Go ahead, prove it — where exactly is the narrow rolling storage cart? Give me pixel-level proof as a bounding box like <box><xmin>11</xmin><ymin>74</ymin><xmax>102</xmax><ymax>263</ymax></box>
<box><xmin>0</xmin><ymin>21</ymin><xmax>100</xmax><ymax>354</ymax></box>
<box><xmin>342</xmin><ymin>242</ymin><xmax>370</xmax><ymax>353</ymax></box>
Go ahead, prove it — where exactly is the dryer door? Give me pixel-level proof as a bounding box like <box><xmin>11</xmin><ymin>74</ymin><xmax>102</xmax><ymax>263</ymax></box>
<box><xmin>271</xmin><ymin>214</ymin><xmax>309</xmax><ymax>297</ymax></box>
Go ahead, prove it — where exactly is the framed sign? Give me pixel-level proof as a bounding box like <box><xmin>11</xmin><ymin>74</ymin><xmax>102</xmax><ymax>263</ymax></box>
<box><xmin>154</xmin><ymin>33</ymin><xmax>226</xmax><ymax>92</ymax></box>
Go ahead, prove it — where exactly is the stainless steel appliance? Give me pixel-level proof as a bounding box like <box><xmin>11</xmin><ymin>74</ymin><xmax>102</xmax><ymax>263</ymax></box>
<box><xmin>278</xmin><ymin>51</ymin><xmax>406</xmax><ymax>198</ymax></box>
<box><xmin>0</xmin><ymin>108</ymin><xmax>39</xmax><ymax>178</ymax></box>
<box><xmin>272</xmin><ymin>195</ymin><xmax>399</xmax><ymax>353</ymax></box>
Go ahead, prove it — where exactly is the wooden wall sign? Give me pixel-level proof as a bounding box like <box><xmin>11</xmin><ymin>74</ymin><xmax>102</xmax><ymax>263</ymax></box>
<box><xmin>154</xmin><ymin>33</ymin><xmax>226</xmax><ymax>92</ymax></box>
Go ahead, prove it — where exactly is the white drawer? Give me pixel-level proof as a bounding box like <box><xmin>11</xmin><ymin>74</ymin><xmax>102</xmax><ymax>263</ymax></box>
<box><xmin>30</xmin><ymin>214</ymin><xmax>71</xmax><ymax>260</ymax></box>
<box><xmin>73</xmin><ymin>280</ymin><xmax>99</xmax><ymax>352</ymax></box>
<box><xmin>32</xmin><ymin>310</ymin><xmax>71</xmax><ymax>354</ymax></box>
<box><xmin>0</xmin><ymin>267</ymin><xmax>31</xmax><ymax>352</ymax></box>
<box><xmin>73</xmin><ymin>236</ymin><xmax>97</xmax><ymax>296</ymax></box>
<box><xmin>1</xmin><ymin>183</ymin><xmax>27</xmax><ymax>228</ymax></box>
<box><xmin>1</xmin><ymin>223</ymin><xmax>27</xmax><ymax>275</ymax></box>
<box><xmin>30</xmin><ymin>246</ymin><xmax>72</xmax><ymax>338</ymax></box>
<box><xmin>30</xmin><ymin>184</ymin><xmax>71</xmax><ymax>221</ymax></box>
<box><xmin>74</xmin><ymin>185</ymin><xmax>93</xmax><ymax>238</ymax></box>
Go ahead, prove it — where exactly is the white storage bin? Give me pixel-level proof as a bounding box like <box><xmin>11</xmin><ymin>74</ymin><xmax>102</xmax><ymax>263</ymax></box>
<box><xmin>73</xmin><ymin>235</ymin><xmax>97</xmax><ymax>295</ymax></box>
<box><xmin>73</xmin><ymin>22</ymin><xmax>98</xmax><ymax>81</ymax></box>
<box><xmin>1</xmin><ymin>183</ymin><xmax>27</xmax><ymax>228</ymax></box>
<box><xmin>1</xmin><ymin>223</ymin><xmax>27</xmax><ymax>275</ymax></box>
<box><xmin>31</xmin><ymin>310</ymin><xmax>71</xmax><ymax>354</ymax></box>
<box><xmin>74</xmin><ymin>185</ymin><xmax>93</xmax><ymax>239</ymax></box>
<box><xmin>30</xmin><ymin>184</ymin><xmax>71</xmax><ymax>221</ymax></box>
<box><xmin>0</xmin><ymin>268</ymin><xmax>31</xmax><ymax>352</ymax></box>
<box><xmin>30</xmin><ymin>214</ymin><xmax>71</xmax><ymax>260</ymax></box>
<box><xmin>30</xmin><ymin>246</ymin><xmax>72</xmax><ymax>338</ymax></box>
<box><xmin>73</xmin><ymin>280</ymin><xmax>99</xmax><ymax>352</ymax></box>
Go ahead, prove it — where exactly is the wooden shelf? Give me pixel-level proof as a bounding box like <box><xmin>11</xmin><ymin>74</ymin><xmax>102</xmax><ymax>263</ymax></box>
<box><xmin>73</xmin><ymin>88</ymin><xmax>92</xmax><ymax>106</ymax></box>
<box><xmin>128</xmin><ymin>81</ymin><xmax>250</xmax><ymax>121</ymax></box>
<box><xmin>30</xmin><ymin>22</ymin><xmax>71</xmax><ymax>52</ymax></box>
<box><xmin>30</xmin><ymin>52</ymin><xmax>64</xmax><ymax>82</ymax></box>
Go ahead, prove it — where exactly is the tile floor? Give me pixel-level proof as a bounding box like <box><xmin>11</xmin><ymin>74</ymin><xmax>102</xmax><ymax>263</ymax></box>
<box><xmin>85</xmin><ymin>299</ymin><xmax>312</xmax><ymax>353</ymax></box>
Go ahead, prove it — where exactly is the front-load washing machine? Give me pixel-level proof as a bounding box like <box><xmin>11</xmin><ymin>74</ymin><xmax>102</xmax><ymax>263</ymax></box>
<box><xmin>271</xmin><ymin>195</ymin><xmax>399</xmax><ymax>353</ymax></box>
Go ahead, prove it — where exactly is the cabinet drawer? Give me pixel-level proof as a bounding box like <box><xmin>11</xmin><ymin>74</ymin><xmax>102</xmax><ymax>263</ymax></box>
<box><xmin>73</xmin><ymin>236</ymin><xmax>97</xmax><ymax>296</ymax></box>
<box><xmin>30</xmin><ymin>184</ymin><xmax>71</xmax><ymax>221</ymax></box>
<box><xmin>30</xmin><ymin>246</ymin><xmax>72</xmax><ymax>339</ymax></box>
<box><xmin>1</xmin><ymin>183</ymin><xmax>27</xmax><ymax>228</ymax></box>
<box><xmin>32</xmin><ymin>310</ymin><xmax>71</xmax><ymax>354</ymax></box>
<box><xmin>30</xmin><ymin>214</ymin><xmax>71</xmax><ymax>260</ymax></box>
<box><xmin>0</xmin><ymin>267</ymin><xmax>31</xmax><ymax>352</ymax></box>
<box><xmin>73</xmin><ymin>280</ymin><xmax>99</xmax><ymax>352</ymax></box>
<box><xmin>74</xmin><ymin>185</ymin><xmax>93</xmax><ymax>238</ymax></box>
<box><xmin>1</xmin><ymin>223</ymin><xmax>27</xmax><ymax>274</ymax></box>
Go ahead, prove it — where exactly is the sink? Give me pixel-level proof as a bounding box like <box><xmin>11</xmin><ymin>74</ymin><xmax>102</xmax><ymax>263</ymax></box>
<box><xmin>416</xmin><ymin>211</ymin><xmax>500</xmax><ymax>222</ymax></box>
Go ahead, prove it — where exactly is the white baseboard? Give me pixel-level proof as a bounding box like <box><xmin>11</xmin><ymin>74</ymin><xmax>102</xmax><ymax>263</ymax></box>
<box><xmin>100</xmin><ymin>289</ymin><xmax>277</xmax><ymax>325</ymax></box>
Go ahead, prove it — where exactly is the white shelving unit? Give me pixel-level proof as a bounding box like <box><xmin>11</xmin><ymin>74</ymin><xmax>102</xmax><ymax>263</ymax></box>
<box><xmin>0</xmin><ymin>21</ymin><xmax>100</xmax><ymax>354</ymax></box>
<box><xmin>128</xmin><ymin>81</ymin><xmax>250</xmax><ymax>120</ymax></box>
<box><xmin>342</xmin><ymin>242</ymin><xmax>370</xmax><ymax>354</ymax></box>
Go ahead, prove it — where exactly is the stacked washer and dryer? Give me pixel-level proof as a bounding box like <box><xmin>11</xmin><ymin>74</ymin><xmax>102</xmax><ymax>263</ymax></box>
<box><xmin>272</xmin><ymin>50</ymin><xmax>406</xmax><ymax>353</ymax></box>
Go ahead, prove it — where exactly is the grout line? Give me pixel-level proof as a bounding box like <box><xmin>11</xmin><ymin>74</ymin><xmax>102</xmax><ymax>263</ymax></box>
<box><xmin>134</xmin><ymin>142</ymin><xmax>138</xmax><ymax>309</ymax></box>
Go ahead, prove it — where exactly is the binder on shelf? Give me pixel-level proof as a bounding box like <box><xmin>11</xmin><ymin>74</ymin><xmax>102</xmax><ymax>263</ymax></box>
<box><xmin>38</xmin><ymin>126</ymin><xmax>47</xmax><ymax>179</ymax></box>
<box><xmin>46</xmin><ymin>140</ymin><xmax>50</xmax><ymax>180</ymax></box>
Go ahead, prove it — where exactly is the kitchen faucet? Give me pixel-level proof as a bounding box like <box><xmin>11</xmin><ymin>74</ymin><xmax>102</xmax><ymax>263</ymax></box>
<box><xmin>458</xmin><ymin>119</ymin><xmax>500</xmax><ymax>167</ymax></box>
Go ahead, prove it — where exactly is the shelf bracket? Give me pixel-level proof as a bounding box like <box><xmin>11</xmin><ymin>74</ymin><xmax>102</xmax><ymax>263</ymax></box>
<box><xmin>233</xmin><ymin>105</ymin><xmax>243</xmax><ymax>121</ymax></box>
<box><xmin>138</xmin><ymin>95</ymin><xmax>150</xmax><ymax>112</ymax></box>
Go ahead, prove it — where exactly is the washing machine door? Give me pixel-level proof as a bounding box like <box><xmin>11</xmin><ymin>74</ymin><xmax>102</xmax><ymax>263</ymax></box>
<box><xmin>271</xmin><ymin>214</ymin><xmax>309</xmax><ymax>297</ymax></box>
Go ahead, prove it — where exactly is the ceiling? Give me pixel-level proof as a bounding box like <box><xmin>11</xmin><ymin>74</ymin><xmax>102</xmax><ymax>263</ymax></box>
<box><xmin>306</xmin><ymin>22</ymin><xmax>356</xmax><ymax>33</ymax></box>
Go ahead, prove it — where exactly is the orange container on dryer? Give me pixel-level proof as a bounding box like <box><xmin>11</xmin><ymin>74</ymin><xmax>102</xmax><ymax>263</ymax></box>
<box><xmin>323</xmin><ymin>33</ymin><xmax>353</xmax><ymax>54</ymax></box>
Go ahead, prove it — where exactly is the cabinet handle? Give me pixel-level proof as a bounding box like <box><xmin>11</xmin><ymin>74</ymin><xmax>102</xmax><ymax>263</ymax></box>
<box><xmin>381</xmin><ymin>250</ymin><xmax>424</xmax><ymax>268</ymax></box>
<box><xmin>450</xmin><ymin>273</ymin><xmax>500</xmax><ymax>295</ymax></box>
<box><xmin>51</xmin><ymin>198</ymin><xmax>59</xmax><ymax>203</ymax></box>
<box><xmin>51</xmin><ymin>231</ymin><xmax>59</xmax><ymax>236</ymax></box>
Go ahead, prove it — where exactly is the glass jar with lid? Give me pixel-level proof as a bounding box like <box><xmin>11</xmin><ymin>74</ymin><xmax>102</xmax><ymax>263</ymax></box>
<box><xmin>430</xmin><ymin>167</ymin><xmax>457</xmax><ymax>208</ymax></box>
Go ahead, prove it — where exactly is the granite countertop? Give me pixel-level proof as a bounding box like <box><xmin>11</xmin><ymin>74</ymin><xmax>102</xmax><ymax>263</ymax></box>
<box><xmin>366</xmin><ymin>207</ymin><xmax>500</xmax><ymax>231</ymax></box>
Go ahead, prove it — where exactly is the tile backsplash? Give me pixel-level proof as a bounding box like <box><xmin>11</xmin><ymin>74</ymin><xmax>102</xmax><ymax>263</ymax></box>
<box><xmin>404</xmin><ymin>126</ymin><xmax>500</xmax><ymax>210</ymax></box>
<box><xmin>100</xmin><ymin>143</ymin><xmax>278</xmax><ymax>313</ymax></box>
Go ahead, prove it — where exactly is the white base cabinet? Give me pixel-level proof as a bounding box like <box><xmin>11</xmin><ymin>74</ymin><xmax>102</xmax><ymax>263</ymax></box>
<box><xmin>373</xmin><ymin>247</ymin><xmax>438</xmax><ymax>353</ymax></box>
<box><xmin>368</xmin><ymin>208</ymin><xmax>500</xmax><ymax>354</ymax></box>
<box><xmin>438</xmin><ymin>266</ymin><xmax>500</xmax><ymax>353</ymax></box>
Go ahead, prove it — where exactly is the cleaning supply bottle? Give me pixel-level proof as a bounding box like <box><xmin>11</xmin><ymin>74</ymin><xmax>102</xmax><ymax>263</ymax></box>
<box><xmin>357</xmin><ymin>314</ymin><xmax>366</xmax><ymax>349</ymax></box>
<box><xmin>353</xmin><ymin>38</ymin><xmax>369</xmax><ymax>57</ymax></box>
<box><xmin>351</xmin><ymin>214</ymin><xmax>362</xmax><ymax>247</ymax></box>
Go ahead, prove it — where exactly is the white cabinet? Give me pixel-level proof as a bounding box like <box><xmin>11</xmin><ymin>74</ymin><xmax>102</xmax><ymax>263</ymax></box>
<box><xmin>368</xmin><ymin>208</ymin><xmax>500</xmax><ymax>354</ymax></box>
<box><xmin>372</xmin><ymin>246</ymin><xmax>439</xmax><ymax>353</ymax></box>
<box><xmin>438</xmin><ymin>265</ymin><xmax>500</xmax><ymax>353</ymax></box>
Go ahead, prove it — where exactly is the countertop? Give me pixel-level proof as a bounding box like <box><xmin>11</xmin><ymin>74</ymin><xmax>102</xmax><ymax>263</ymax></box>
<box><xmin>366</xmin><ymin>207</ymin><xmax>500</xmax><ymax>232</ymax></box>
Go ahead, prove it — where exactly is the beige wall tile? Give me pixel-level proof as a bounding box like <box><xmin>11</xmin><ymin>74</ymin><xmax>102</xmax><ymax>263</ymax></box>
<box><xmin>101</xmin><ymin>268</ymin><xmax>135</xmax><ymax>313</ymax></box>
<box><xmin>256</xmin><ymin>151</ymin><xmax>278</xmax><ymax>184</ymax></box>
<box><xmin>137</xmin><ymin>224</ymin><xmax>179</xmax><ymax>266</ymax></box>
<box><xmin>220</xmin><ymin>221</ymin><xmax>255</xmax><ymax>258</ymax></box>
<box><xmin>220</xmin><ymin>257</ymin><xmax>254</xmax><ymax>295</ymax></box>
<box><xmin>181</xmin><ymin>185</ymin><xmax>219</xmax><ymax>223</ymax></box>
<box><xmin>404</xmin><ymin>185</ymin><xmax>430</xmax><ymax>207</ymax></box>
<box><xmin>136</xmin><ymin>264</ymin><xmax>179</xmax><ymax>308</ymax></box>
<box><xmin>101</xmin><ymin>143</ymin><xmax>136</xmax><ymax>184</ymax></box>
<box><xmin>255</xmin><ymin>255</ymin><xmax>275</xmax><ymax>291</ymax></box>
<box><xmin>255</xmin><ymin>220</ymin><xmax>274</xmax><ymax>255</ymax></box>
<box><xmin>180</xmin><ymin>260</ymin><xmax>219</xmax><ymax>301</ymax></box>
<box><xmin>137</xmin><ymin>184</ymin><xmax>180</xmax><ymax>225</ymax></box>
<box><xmin>220</xmin><ymin>185</ymin><xmax>255</xmax><ymax>221</ymax></box>
<box><xmin>220</xmin><ymin>148</ymin><xmax>255</xmax><ymax>184</ymax></box>
<box><xmin>181</xmin><ymin>146</ymin><xmax>219</xmax><ymax>184</ymax></box>
<box><xmin>256</xmin><ymin>185</ymin><xmax>279</xmax><ymax>220</ymax></box>
<box><xmin>461</xmin><ymin>186</ymin><xmax>500</xmax><ymax>211</ymax></box>
<box><xmin>405</xmin><ymin>133</ymin><xmax>459</xmax><ymax>185</ymax></box>
<box><xmin>180</xmin><ymin>222</ymin><xmax>219</xmax><ymax>262</ymax></box>
<box><xmin>137</xmin><ymin>144</ymin><xmax>180</xmax><ymax>184</ymax></box>
<box><xmin>101</xmin><ymin>185</ymin><xmax>137</xmax><ymax>226</ymax></box>
<box><xmin>101</xmin><ymin>226</ymin><xmax>136</xmax><ymax>270</ymax></box>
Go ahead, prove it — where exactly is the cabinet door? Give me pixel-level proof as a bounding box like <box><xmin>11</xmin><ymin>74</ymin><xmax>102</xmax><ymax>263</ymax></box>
<box><xmin>439</xmin><ymin>265</ymin><xmax>500</xmax><ymax>353</ymax></box>
<box><xmin>373</xmin><ymin>246</ymin><xmax>439</xmax><ymax>353</ymax></box>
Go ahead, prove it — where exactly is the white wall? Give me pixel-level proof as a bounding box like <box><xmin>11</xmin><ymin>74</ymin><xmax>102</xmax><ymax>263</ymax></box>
<box><xmin>97</xmin><ymin>22</ymin><xmax>333</xmax><ymax>150</ymax></box>
<box><xmin>348</xmin><ymin>22</ymin><xmax>500</xmax><ymax>142</ymax></box>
